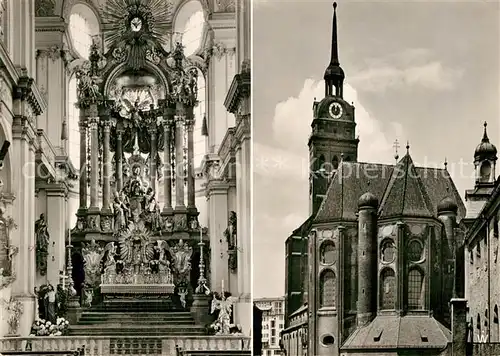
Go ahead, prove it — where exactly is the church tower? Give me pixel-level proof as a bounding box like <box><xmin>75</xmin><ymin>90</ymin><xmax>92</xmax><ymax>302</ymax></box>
<box><xmin>309</xmin><ymin>2</ymin><xmax>359</xmax><ymax>216</ymax></box>
<box><xmin>465</xmin><ymin>122</ymin><xmax>498</xmax><ymax>219</ymax></box>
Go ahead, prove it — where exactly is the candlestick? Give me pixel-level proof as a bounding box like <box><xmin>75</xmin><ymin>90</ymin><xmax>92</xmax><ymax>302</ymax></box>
<box><xmin>200</xmin><ymin>226</ymin><xmax>202</xmax><ymax>242</ymax></box>
<box><xmin>195</xmin><ymin>236</ymin><xmax>210</xmax><ymax>294</ymax></box>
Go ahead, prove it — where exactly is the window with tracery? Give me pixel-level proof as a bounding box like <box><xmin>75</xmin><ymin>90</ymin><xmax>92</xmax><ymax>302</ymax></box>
<box><xmin>319</xmin><ymin>270</ymin><xmax>336</xmax><ymax>308</ymax></box>
<box><xmin>380</xmin><ymin>268</ymin><xmax>396</xmax><ymax>310</ymax></box>
<box><xmin>408</xmin><ymin>268</ymin><xmax>424</xmax><ymax>310</ymax></box>
<box><xmin>320</xmin><ymin>241</ymin><xmax>335</xmax><ymax>265</ymax></box>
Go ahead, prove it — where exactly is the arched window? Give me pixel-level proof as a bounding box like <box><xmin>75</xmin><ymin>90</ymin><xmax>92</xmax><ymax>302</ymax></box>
<box><xmin>408</xmin><ymin>268</ymin><xmax>424</xmax><ymax>310</ymax></box>
<box><xmin>319</xmin><ymin>270</ymin><xmax>336</xmax><ymax>308</ymax></box>
<box><xmin>380</xmin><ymin>268</ymin><xmax>396</xmax><ymax>310</ymax></box>
<box><xmin>480</xmin><ymin>161</ymin><xmax>492</xmax><ymax>183</ymax></box>
<box><xmin>68</xmin><ymin>4</ymin><xmax>99</xmax><ymax>59</ymax></box>
<box><xmin>408</xmin><ymin>239</ymin><xmax>423</xmax><ymax>263</ymax></box>
<box><xmin>319</xmin><ymin>241</ymin><xmax>335</xmax><ymax>265</ymax></box>
<box><xmin>174</xmin><ymin>1</ymin><xmax>205</xmax><ymax>57</ymax></box>
<box><xmin>381</xmin><ymin>239</ymin><xmax>396</xmax><ymax>264</ymax></box>
<box><xmin>332</xmin><ymin>156</ymin><xmax>339</xmax><ymax>170</ymax></box>
<box><xmin>193</xmin><ymin>68</ymin><xmax>205</xmax><ymax>169</ymax></box>
<box><xmin>68</xmin><ymin>76</ymin><xmax>80</xmax><ymax>170</ymax></box>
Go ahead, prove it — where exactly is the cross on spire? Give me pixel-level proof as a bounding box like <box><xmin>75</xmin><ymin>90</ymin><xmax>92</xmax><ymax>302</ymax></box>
<box><xmin>393</xmin><ymin>139</ymin><xmax>400</xmax><ymax>161</ymax></box>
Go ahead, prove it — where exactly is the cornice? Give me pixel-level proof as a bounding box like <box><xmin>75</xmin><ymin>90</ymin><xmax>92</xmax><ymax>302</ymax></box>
<box><xmin>224</xmin><ymin>70</ymin><xmax>250</xmax><ymax>114</ymax></box>
<box><xmin>35</xmin><ymin>16</ymin><xmax>67</xmax><ymax>32</ymax></box>
<box><xmin>13</xmin><ymin>72</ymin><xmax>47</xmax><ymax>116</ymax></box>
<box><xmin>208</xmin><ymin>12</ymin><xmax>236</xmax><ymax>29</ymax></box>
<box><xmin>0</xmin><ymin>44</ymin><xmax>20</xmax><ymax>88</ymax></box>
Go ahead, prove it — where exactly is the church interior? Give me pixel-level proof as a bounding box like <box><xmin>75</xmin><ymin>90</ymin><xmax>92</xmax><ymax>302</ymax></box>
<box><xmin>0</xmin><ymin>0</ymin><xmax>251</xmax><ymax>354</ymax></box>
<box><xmin>281</xmin><ymin>3</ymin><xmax>499</xmax><ymax>356</ymax></box>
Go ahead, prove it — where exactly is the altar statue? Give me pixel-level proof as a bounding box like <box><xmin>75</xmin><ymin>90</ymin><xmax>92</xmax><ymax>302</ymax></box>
<box><xmin>124</xmin><ymin>166</ymin><xmax>149</xmax><ymax>198</ymax></box>
<box><xmin>144</xmin><ymin>188</ymin><xmax>161</xmax><ymax>231</ymax></box>
<box><xmin>103</xmin><ymin>242</ymin><xmax>117</xmax><ymax>283</ymax></box>
<box><xmin>44</xmin><ymin>284</ymin><xmax>57</xmax><ymax>324</ymax></box>
<box><xmin>35</xmin><ymin>214</ymin><xmax>49</xmax><ymax>276</ymax></box>
<box><xmin>170</xmin><ymin>240</ymin><xmax>193</xmax><ymax>285</ymax></box>
<box><xmin>112</xmin><ymin>192</ymin><xmax>129</xmax><ymax>231</ymax></box>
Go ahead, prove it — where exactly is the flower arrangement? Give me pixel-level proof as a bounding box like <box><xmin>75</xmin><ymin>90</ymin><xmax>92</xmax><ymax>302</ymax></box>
<box><xmin>2</xmin><ymin>297</ymin><xmax>23</xmax><ymax>335</ymax></box>
<box><xmin>30</xmin><ymin>317</ymin><xmax>69</xmax><ymax>336</ymax></box>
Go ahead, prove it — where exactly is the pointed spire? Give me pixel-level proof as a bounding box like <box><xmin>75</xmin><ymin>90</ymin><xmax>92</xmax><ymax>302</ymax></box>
<box><xmin>482</xmin><ymin>121</ymin><xmax>490</xmax><ymax>142</ymax></box>
<box><xmin>324</xmin><ymin>2</ymin><xmax>345</xmax><ymax>98</ymax></box>
<box><xmin>330</xmin><ymin>2</ymin><xmax>340</xmax><ymax>66</ymax></box>
<box><xmin>201</xmin><ymin>114</ymin><xmax>208</xmax><ymax>136</ymax></box>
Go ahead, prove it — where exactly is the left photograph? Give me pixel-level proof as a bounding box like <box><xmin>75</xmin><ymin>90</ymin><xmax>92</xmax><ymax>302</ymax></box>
<box><xmin>0</xmin><ymin>0</ymin><xmax>251</xmax><ymax>354</ymax></box>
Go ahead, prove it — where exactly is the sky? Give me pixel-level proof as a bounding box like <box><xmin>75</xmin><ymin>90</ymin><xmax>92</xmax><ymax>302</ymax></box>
<box><xmin>252</xmin><ymin>0</ymin><xmax>500</xmax><ymax>298</ymax></box>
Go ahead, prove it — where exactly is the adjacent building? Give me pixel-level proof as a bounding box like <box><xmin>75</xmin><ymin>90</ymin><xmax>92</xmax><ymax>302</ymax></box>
<box><xmin>255</xmin><ymin>297</ymin><xmax>286</xmax><ymax>356</ymax></box>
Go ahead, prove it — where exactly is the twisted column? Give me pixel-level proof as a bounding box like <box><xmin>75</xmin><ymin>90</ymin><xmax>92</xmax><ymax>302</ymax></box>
<box><xmin>78</xmin><ymin>113</ymin><xmax>88</xmax><ymax>209</ymax></box>
<box><xmin>175</xmin><ymin>116</ymin><xmax>185</xmax><ymax>209</ymax></box>
<box><xmin>102</xmin><ymin>120</ymin><xmax>111</xmax><ymax>210</ymax></box>
<box><xmin>88</xmin><ymin>109</ymin><xmax>99</xmax><ymax>209</ymax></box>
<box><xmin>186</xmin><ymin>114</ymin><xmax>196</xmax><ymax>210</ymax></box>
<box><xmin>116</xmin><ymin>127</ymin><xmax>123</xmax><ymax>192</ymax></box>
<box><xmin>149</xmin><ymin>127</ymin><xmax>157</xmax><ymax>193</ymax></box>
<box><xmin>163</xmin><ymin>119</ymin><xmax>173</xmax><ymax>212</ymax></box>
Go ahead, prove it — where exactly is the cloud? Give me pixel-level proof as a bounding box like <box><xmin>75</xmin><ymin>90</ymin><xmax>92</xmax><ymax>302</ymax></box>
<box><xmin>253</xmin><ymin>79</ymin><xmax>404</xmax><ymax>297</ymax></box>
<box><xmin>350</xmin><ymin>49</ymin><xmax>463</xmax><ymax>92</ymax></box>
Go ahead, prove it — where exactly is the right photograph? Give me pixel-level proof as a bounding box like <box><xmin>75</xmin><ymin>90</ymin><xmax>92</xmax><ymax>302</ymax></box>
<box><xmin>252</xmin><ymin>1</ymin><xmax>499</xmax><ymax>356</ymax></box>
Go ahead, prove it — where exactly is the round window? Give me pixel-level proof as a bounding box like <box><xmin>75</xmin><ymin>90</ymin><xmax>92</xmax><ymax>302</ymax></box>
<box><xmin>321</xmin><ymin>334</ymin><xmax>335</xmax><ymax>346</ymax></box>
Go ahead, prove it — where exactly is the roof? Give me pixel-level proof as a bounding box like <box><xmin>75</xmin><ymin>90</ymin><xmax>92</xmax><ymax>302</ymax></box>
<box><xmin>341</xmin><ymin>314</ymin><xmax>451</xmax><ymax>350</ymax></box>
<box><xmin>315</xmin><ymin>154</ymin><xmax>466</xmax><ymax>223</ymax></box>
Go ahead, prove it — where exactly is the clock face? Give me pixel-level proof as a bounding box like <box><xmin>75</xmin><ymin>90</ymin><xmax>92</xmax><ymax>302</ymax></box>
<box><xmin>329</xmin><ymin>102</ymin><xmax>343</xmax><ymax>119</ymax></box>
<box><xmin>131</xmin><ymin>17</ymin><xmax>143</xmax><ymax>32</ymax></box>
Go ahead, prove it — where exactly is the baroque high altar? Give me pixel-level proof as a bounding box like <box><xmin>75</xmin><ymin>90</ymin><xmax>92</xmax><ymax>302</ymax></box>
<box><xmin>70</xmin><ymin>24</ymin><xmax>209</xmax><ymax>307</ymax></box>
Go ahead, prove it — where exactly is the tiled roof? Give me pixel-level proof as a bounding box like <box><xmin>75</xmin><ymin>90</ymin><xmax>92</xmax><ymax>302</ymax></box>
<box><xmin>341</xmin><ymin>314</ymin><xmax>451</xmax><ymax>350</ymax></box>
<box><xmin>315</xmin><ymin>154</ymin><xmax>466</xmax><ymax>223</ymax></box>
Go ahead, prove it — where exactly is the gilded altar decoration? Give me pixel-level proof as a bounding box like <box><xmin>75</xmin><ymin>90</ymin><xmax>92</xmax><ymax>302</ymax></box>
<box><xmin>101</xmin><ymin>0</ymin><xmax>172</xmax><ymax>70</ymax></box>
<box><xmin>1</xmin><ymin>296</ymin><xmax>23</xmax><ymax>335</ymax></box>
<box><xmin>224</xmin><ymin>211</ymin><xmax>237</xmax><ymax>272</ymax></box>
<box><xmin>82</xmin><ymin>240</ymin><xmax>104</xmax><ymax>287</ymax></box>
<box><xmin>35</xmin><ymin>214</ymin><xmax>49</xmax><ymax>276</ymax></box>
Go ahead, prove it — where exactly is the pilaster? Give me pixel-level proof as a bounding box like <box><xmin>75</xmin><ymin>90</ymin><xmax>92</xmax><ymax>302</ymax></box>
<box><xmin>10</xmin><ymin>0</ymin><xmax>36</xmax><ymax>77</ymax></box>
<box><xmin>45</xmin><ymin>183</ymin><xmax>68</xmax><ymax>286</ymax></box>
<box><xmin>206</xmin><ymin>14</ymin><xmax>237</xmax><ymax>154</ymax></box>
<box><xmin>205</xmin><ymin>176</ymin><xmax>230</xmax><ymax>293</ymax></box>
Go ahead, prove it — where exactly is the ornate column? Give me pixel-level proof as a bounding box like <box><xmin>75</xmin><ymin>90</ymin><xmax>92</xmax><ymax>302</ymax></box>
<box><xmin>78</xmin><ymin>113</ymin><xmax>88</xmax><ymax>209</ymax></box>
<box><xmin>46</xmin><ymin>184</ymin><xmax>68</xmax><ymax>287</ymax></box>
<box><xmin>101</xmin><ymin>120</ymin><xmax>111</xmax><ymax>210</ymax></box>
<box><xmin>186</xmin><ymin>112</ymin><xmax>196</xmax><ymax>211</ymax></box>
<box><xmin>174</xmin><ymin>115</ymin><xmax>185</xmax><ymax>210</ymax></box>
<box><xmin>87</xmin><ymin>104</ymin><xmax>100</xmax><ymax>230</ymax></box>
<box><xmin>116</xmin><ymin>126</ymin><xmax>124</xmax><ymax>192</ymax></box>
<box><xmin>163</xmin><ymin>118</ymin><xmax>173</xmax><ymax>212</ymax></box>
<box><xmin>149</xmin><ymin>126</ymin><xmax>157</xmax><ymax>193</ymax></box>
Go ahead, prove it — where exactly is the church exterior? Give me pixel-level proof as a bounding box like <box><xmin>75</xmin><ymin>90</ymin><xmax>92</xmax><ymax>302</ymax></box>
<box><xmin>0</xmin><ymin>0</ymin><xmax>251</xmax><ymax>354</ymax></box>
<box><xmin>281</xmin><ymin>4</ymin><xmax>475</xmax><ymax>356</ymax></box>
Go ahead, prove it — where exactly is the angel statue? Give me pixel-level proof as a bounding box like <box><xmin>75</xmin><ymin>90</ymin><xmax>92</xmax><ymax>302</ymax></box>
<box><xmin>102</xmin><ymin>242</ymin><xmax>117</xmax><ymax>284</ymax></box>
<box><xmin>210</xmin><ymin>293</ymin><xmax>238</xmax><ymax>335</ymax></box>
<box><xmin>155</xmin><ymin>240</ymin><xmax>172</xmax><ymax>283</ymax></box>
<box><xmin>169</xmin><ymin>240</ymin><xmax>193</xmax><ymax>285</ymax></box>
<box><xmin>112</xmin><ymin>191</ymin><xmax>129</xmax><ymax>232</ymax></box>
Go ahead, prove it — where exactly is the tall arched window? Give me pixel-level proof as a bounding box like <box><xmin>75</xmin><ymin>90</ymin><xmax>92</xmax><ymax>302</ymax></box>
<box><xmin>193</xmin><ymin>68</ymin><xmax>205</xmax><ymax>169</ymax></box>
<box><xmin>174</xmin><ymin>1</ymin><xmax>205</xmax><ymax>57</ymax></box>
<box><xmin>408</xmin><ymin>268</ymin><xmax>424</xmax><ymax>310</ymax></box>
<box><xmin>319</xmin><ymin>241</ymin><xmax>335</xmax><ymax>265</ymax></box>
<box><xmin>68</xmin><ymin>4</ymin><xmax>99</xmax><ymax>59</ymax></box>
<box><xmin>380</xmin><ymin>268</ymin><xmax>396</xmax><ymax>310</ymax></box>
<box><xmin>68</xmin><ymin>76</ymin><xmax>80</xmax><ymax>170</ymax></box>
<box><xmin>319</xmin><ymin>270</ymin><xmax>336</xmax><ymax>308</ymax></box>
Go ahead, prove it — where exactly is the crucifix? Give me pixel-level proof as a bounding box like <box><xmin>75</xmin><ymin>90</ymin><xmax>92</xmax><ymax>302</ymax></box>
<box><xmin>393</xmin><ymin>139</ymin><xmax>400</xmax><ymax>161</ymax></box>
<box><xmin>59</xmin><ymin>270</ymin><xmax>69</xmax><ymax>290</ymax></box>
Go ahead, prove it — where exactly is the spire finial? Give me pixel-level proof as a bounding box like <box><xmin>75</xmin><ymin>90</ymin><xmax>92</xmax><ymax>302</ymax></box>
<box><xmin>393</xmin><ymin>139</ymin><xmax>400</xmax><ymax>161</ymax></box>
<box><xmin>331</xmin><ymin>2</ymin><xmax>340</xmax><ymax>66</ymax></box>
<box><xmin>406</xmin><ymin>141</ymin><xmax>410</xmax><ymax>154</ymax></box>
<box><xmin>483</xmin><ymin>121</ymin><xmax>490</xmax><ymax>142</ymax></box>
<box><xmin>444</xmin><ymin>157</ymin><xmax>448</xmax><ymax>170</ymax></box>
